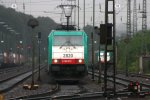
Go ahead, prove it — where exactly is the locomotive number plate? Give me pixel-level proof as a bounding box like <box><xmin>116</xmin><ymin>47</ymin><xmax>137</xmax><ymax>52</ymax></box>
<box><xmin>63</xmin><ymin>54</ymin><xmax>73</xmax><ymax>58</ymax></box>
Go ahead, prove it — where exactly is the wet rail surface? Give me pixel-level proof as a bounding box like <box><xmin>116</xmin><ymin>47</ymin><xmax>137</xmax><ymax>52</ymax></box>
<box><xmin>117</xmin><ymin>71</ymin><xmax>150</xmax><ymax>85</ymax></box>
<box><xmin>3</xmin><ymin>65</ymin><xmax>56</xmax><ymax>100</ymax></box>
<box><xmin>7</xmin><ymin>72</ymin><xmax>102</xmax><ymax>100</ymax></box>
<box><xmin>0</xmin><ymin>64</ymin><xmax>45</xmax><ymax>94</ymax></box>
<box><xmin>2</xmin><ymin>67</ymin><xmax>150</xmax><ymax>100</ymax></box>
<box><xmin>0</xmin><ymin>64</ymin><xmax>31</xmax><ymax>82</ymax></box>
<box><xmin>90</xmin><ymin>69</ymin><xmax>150</xmax><ymax>89</ymax></box>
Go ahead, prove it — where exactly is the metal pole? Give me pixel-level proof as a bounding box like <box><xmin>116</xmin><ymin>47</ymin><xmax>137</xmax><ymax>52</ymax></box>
<box><xmin>91</xmin><ymin>32</ymin><xmax>94</xmax><ymax>80</ymax></box>
<box><xmin>98</xmin><ymin>34</ymin><xmax>101</xmax><ymax>84</ymax></box>
<box><xmin>125</xmin><ymin>44</ymin><xmax>128</xmax><ymax>77</ymax></box>
<box><xmin>38</xmin><ymin>39</ymin><xmax>41</xmax><ymax>81</ymax></box>
<box><xmin>78</xmin><ymin>0</ymin><xmax>79</xmax><ymax>30</ymax></box>
<box><xmin>0</xmin><ymin>32</ymin><xmax>4</xmax><ymax>63</ymax></box>
<box><xmin>74</xmin><ymin>0</ymin><xmax>76</xmax><ymax>26</ymax></box>
<box><xmin>93</xmin><ymin>0</ymin><xmax>95</xmax><ymax>28</ymax></box>
<box><xmin>104</xmin><ymin>0</ymin><xmax>108</xmax><ymax>95</ymax></box>
<box><xmin>27</xmin><ymin>18</ymin><xmax>39</xmax><ymax>88</ymax></box>
<box><xmin>91</xmin><ymin>0</ymin><xmax>95</xmax><ymax>81</ymax></box>
<box><xmin>71</xmin><ymin>1</ymin><xmax>73</xmax><ymax>25</ymax></box>
<box><xmin>116</xmin><ymin>42</ymin><xmax>118</xmax><ymax>75</ymax></box>
<box><xmin>31</xmin><ymin>29</ymin><xmax>35</xmax><ymax>87</ymax></box>
<box><xmin>19</xmin><ymin>46</ymin><xmax>20</xmax><ymax>64</ymax></box>
<box><xmin>113</xmin><ymin>0</ymin><xmax>116</xmax><ymax>95</ymax></box>
<box><xmin>83</xmin><ymin>0</ymin><xmax>85</xmax><ymax>28</ymax></box>
<box><xmin>6</xmin><ymin>33</ymin><xmax>8</xmax><ymax>63</ymax></box>
<box><xmin>67</xmin><ymin>17</ymin><xmax>69</xmax><ymax>31</ymax></box>
<box><xmin>19</xmin><ymin>41</ymin><xmax>23</xmax><ymax>64</ymax></box>
<box><xmin>28</xmin><ymin>47</ymin><xmax>31</xmax><ymax>63</ymax></box>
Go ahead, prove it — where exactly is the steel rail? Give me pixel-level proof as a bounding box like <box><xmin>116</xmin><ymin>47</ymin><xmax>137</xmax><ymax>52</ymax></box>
<box><xmin>12</xmin><ymin>71</ymin><xmax>150</xmax><ymax>100</ymax></box>
<box><xmin>0</xmin><ymin>65</ymin><xmax>45</xmax><ymax>93</ymax></box>
<box><xmin>10</xmin><ymin>84</ymin><xmax>60</xmax><ymax>100</ymax></box>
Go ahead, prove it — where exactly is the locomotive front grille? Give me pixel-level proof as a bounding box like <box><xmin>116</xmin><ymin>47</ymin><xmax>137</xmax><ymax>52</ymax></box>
<box><xmin>51</xmin><ymin>64</ymin><xmax>86</xmax><ymax>77</ymax></box>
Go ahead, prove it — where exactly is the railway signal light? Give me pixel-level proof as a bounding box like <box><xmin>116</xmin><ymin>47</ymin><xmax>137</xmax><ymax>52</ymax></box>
<box><xmin>130</xmin><ymin>82</ymin><xmax>133</xmax><ymax>86</ymax></box>
<box><xmin>38</xmin><ymin>32</ymin><xmax>41</xmax><ymax>39</ymax></box>
<box><xmin>128</xmin><ymin>81</ymin><xmax>142</xmax><ymax>93</ymax></box>
<box><xmin>136</xmin><ymin>81</ymin><xmax>139</xmax><ymax>86</ymax></box>
<box><xmin>100</xmin><ymin>23</ymin><xmax>112</xmax><ymax>45</ymax></box>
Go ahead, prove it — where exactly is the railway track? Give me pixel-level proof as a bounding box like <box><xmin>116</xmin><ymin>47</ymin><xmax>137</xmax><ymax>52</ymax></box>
<box><xmin>49</xmin><ymin>71</ymin><xmax>150</xmax><ymax>100</ymax></box>
<box><xmin>5</xmin><ymin>68</ymin><xmax>150</xmax><ymax>100</ymax></box>
<box><xmin>9</xmin><ymin>75</ymin><xmax>103</xmax><ymax>100</ymax></box>
<box><xmin>9</xmin><ymin>83</ymin><xmax>88</xmax><ymax>100</ymax></box>
<box><xmin>8</xmin><ymin>71</ymin><xmax>129</xmax><ymax>100</ymax></box>
<box><xmin>7</xmin><ymin>71</ymin><xmax>150</xmax><ymax>100</ymax></box>
<box><xmin>0</xmin><ymin>64</ymin><xmax>31</xmax><ymax>82</ymax></box>
<box><xmin>0</xmin><ymin>64</ymin><xmax>45</xmax><ymax>93</ymax></box>
<box><xmin>88</xmin><ymin>71</ymin><xmax>127</xmax><ymax>87</ymax></box>
<box><xmin>117</xmin><ymin>71</ymin><xmax>150</xmax><ymax>81</ymax></box>
<box><xmin>115</xmin><ymin>71</ymin><xmax>150</xmax><ymax>89</ymax></box>
<box><xmin>9</xmin><ymin>84</ymin><xmax>59</xmax><ymax>100</ymax></box>
<box><xmin>0</xmin><ymin>66</ymin><xmax>20</xmax><ymax>74</ymax></box>
<box><xmin>90</xmin><ymin>69</ymin><xmax>150</xmax><ymax>89</ymax></box>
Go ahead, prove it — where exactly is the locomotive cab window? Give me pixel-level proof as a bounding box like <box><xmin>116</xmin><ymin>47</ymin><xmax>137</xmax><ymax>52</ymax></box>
<box><xmin>53</xmin><ymin>36</ymin><xmax>83</xmax><ymax>46</ymax></box>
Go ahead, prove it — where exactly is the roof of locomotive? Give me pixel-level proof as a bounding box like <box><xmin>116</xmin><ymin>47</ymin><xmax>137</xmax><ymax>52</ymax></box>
<box><xmin>48</xmin><ymin>30</ymin><xmax>87</xmax><ymax>37</ymax></box>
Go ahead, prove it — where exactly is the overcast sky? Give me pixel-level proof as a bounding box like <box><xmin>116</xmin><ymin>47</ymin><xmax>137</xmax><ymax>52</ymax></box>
<box><xmin>0</xmin><ymin>0</ymin><xmax>150</xmax><ymax>36</ymax></box>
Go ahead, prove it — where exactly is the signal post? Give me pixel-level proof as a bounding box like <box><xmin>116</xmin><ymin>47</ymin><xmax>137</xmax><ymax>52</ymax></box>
<box><xmin>100</xmin><ymin>0</ymin><xmax>116</xmax><ymax>97</ymax></box>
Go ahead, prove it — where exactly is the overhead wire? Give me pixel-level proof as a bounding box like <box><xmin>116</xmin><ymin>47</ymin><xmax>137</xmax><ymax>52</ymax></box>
<box><xmin>1</xmin><ymin>0</ymin><xmax>150</xmax><ymax>29</ymax></box>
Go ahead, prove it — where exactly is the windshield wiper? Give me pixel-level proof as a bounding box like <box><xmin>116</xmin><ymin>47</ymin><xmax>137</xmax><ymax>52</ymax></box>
<box><xmin>59</xmin><ymin>40</ymin><xmax>76</xmax><ymax>49</ymax></box>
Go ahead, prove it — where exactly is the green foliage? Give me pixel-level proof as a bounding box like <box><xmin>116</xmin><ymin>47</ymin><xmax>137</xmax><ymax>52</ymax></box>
<box><xmin>117</xmin><ymin>30</ymin><xmax>150</xmax><ymax>73</ymax></box>
<box><xmin>129</xmin><ymin>60</ymin><xmax>139</xmax><ymax>72</ymax></box>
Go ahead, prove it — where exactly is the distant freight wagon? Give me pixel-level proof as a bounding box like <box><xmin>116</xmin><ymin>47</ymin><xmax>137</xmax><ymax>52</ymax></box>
<box><xmin>0</xmin><ymin>49</ymin><xmax>24</xmax><ymax>68</ymax></box>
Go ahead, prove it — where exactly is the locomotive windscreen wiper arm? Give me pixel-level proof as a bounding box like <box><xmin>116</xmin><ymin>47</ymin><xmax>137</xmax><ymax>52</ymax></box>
<box><xmin>59</xmin><ymin>40</ymin><xmax>76</xmax><ymax>49</ymax></box>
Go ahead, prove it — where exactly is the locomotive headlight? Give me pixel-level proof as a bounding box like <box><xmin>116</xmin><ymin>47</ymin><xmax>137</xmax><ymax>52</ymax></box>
<box><xmin>78</xmin><ymin>59</ymin><xmax>82</xmax><ymax>63</ymax></box>
<box><xmin>54</xmin><ymin>59</ymin><xmax>58</xmax><ymax>63</ymax></box>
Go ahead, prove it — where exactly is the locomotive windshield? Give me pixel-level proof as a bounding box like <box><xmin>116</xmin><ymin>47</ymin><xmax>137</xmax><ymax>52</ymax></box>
<box><xmin>53</xmin><ymin>36</ymin><xmax>82</xmax><ymax>46</ymax></box>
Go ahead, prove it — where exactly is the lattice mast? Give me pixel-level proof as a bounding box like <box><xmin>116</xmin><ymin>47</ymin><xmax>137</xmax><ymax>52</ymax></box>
<box><xmin>127</xmin><ymin>0</ymin><xmax>131</xmax><ymax>37</ymax></box>
<box><xmin>133</xmin><ymin>0</ymin><xmax>137</xmax><ymax>34</ymax></box>
<box><xmin>104</xmin><ymin>0</ymin><xmax>116</xmax><ymax>95</ymax></box>
<box><xmin>142</xmin><ymin>0</ymin><xmax>147</xmax><ymax>31</ymax></box>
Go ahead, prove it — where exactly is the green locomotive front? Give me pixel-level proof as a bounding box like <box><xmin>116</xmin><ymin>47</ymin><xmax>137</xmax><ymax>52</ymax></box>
<box><xmin>48</xmin><ymin>30</ymin><xmax>88</xmax><ymax>80</ymax></box>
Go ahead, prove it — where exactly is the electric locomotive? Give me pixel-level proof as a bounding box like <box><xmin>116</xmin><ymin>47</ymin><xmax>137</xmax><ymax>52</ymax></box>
<box><xmin>48</xmin><ymin>29</ymin><xmax>88</xmax><ymax>81</ymax></box>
